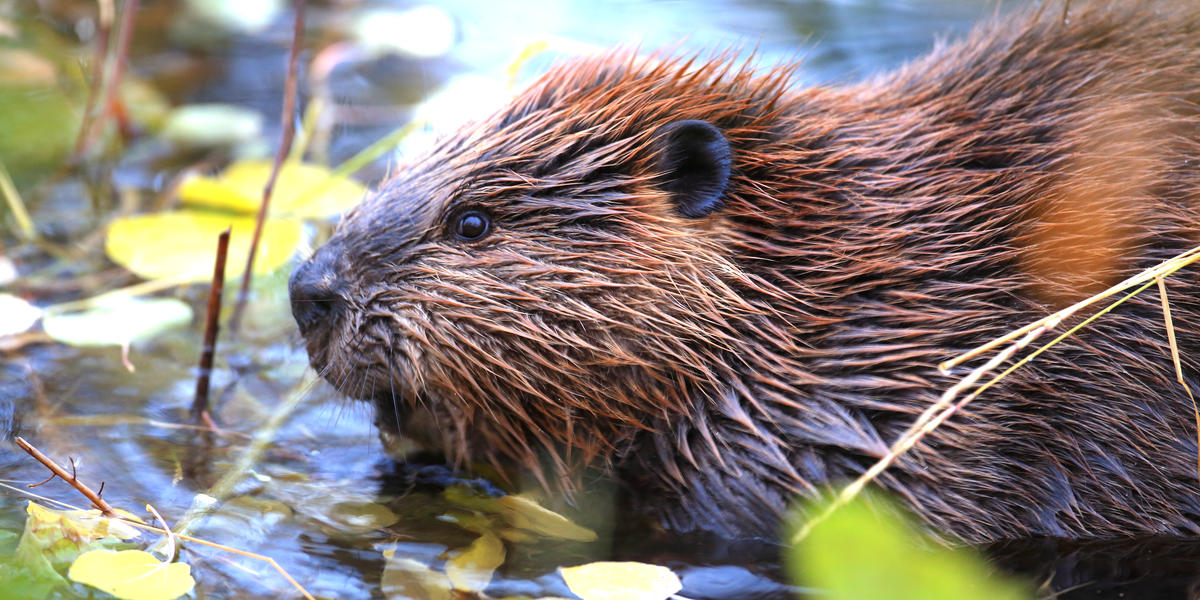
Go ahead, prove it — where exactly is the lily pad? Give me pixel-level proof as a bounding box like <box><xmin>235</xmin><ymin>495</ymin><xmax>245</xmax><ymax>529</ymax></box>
<box><xmin>560</xmin><ymin>561</ymin><xmax>682</xmax><ymax>600</ymax></box>
<box><xmin>105</xmin><ymin>210</ymin><xmax>302</xmax><ymax>282</ymax></box>
<box><xmin>179</xmin><ymin>160</ymin><xmax>366</xmax><ymax>219</ymax></box>
<box><xmin>68</xmin><ymin>549</ymin><xmax>194</xmax><ymax>600</ymax></box>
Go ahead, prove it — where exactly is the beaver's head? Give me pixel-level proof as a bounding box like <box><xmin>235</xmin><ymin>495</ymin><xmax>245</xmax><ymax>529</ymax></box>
<box><xmin>289</xmin><ymin>55</ymin><xmax>797</xmax><ymax>482</ymax></box>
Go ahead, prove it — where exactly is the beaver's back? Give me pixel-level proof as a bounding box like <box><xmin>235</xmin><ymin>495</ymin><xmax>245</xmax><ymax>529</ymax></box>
<box><xmin>625</xmin><ymin>1</ymin><xmax>1200</xmax><ymax>541</ymax></box>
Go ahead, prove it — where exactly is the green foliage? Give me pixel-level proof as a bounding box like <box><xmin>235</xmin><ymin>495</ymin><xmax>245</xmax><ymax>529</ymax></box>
<box><xmin>0</xmin><ymin>86</ymin><xmax>79</xmax><ymax>185</ymax></box>
<box><xmin>787</xmin><ymin>494</ymin><xmax>1030</xmax><ymax>600</ymax></box>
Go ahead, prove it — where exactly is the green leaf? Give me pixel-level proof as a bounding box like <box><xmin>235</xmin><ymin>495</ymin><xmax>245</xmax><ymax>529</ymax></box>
<box><xmin>0</xmin><ymin>86</ymin><xmax>79</xmax><ymax>183</ymax></box>
<box><xmin>559</xmin><ymin>562</ymin><xmax>681</xmax><ymax>600</ymax></box>
<box><xmin>42</xmin><ymin>297</ymin><xmax>192</xmax><ymax>347</ymax></box>
<box><xmin>68</xmin><ymin>549</ymin><xmax>194</xmax><ymax>600</ymax></box>
<box><xmin>445</xmin><ymin>533</ymin><xmax>505</xmax><ymax>593</ymax></box>
<box><xmin>788</xmin><ymin>495</ymin><xmax>1030</xmax><ymax>600</ymax></box>
<box><xmin>105</xmin><ymin>210</ymin><xmax>301</xmax><ymax>282</ymax></box>
<box><xmin>0</xmin><ymin>562</ymin><xmax>62</xmax><ymax>600</ymax></box>
<box><xmin>178</xmin><ymin>160</ymin><xmax>366</xmax><ymax>219</ymax></box>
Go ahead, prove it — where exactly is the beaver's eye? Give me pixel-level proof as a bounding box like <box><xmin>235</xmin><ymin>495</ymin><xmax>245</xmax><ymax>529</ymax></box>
<box><xmin>452</xmin><ymin>210</ymin><xmax>490</xmax><ymax>241</ymax></box>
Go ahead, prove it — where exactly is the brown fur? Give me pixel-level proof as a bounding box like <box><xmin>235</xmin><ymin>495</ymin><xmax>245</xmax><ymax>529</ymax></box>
<box><xmin>292</xmin><ymin>1</ymin><xmax>1200</xmax><ymax>542</ymax></box>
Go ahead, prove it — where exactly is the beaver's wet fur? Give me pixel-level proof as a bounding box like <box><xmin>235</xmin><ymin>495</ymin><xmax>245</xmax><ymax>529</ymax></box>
<box><xmin>290</xmin><ymin>1</ymin><xmax>1200</xmax><ymax>542</ymax></box>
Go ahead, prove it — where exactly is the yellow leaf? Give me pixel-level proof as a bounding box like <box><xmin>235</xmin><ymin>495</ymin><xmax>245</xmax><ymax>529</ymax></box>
<box><xmin>445</xmin><ymin>533</ymin><xmax>505</xmax><ymax>592</ymax></box>
<box><xmin>380</xmin><ymin>556</ymin><xmax>452</xmax><ymax>600</ymax></box>
<box><xmin>179</xmin><ymin>160</ymin><xmax>366</xmax><ymax>218</ymax></box>
<box><xmin>68</xmin><ymin>549</ymin><xmax>194</xmax><ymax>600</ymax></box>
<box><xmin>560</xmin><ymin>562</ymin><xmax>681</xmax><ymax>600</ymax></box>
<box><xmin>25</xmin><ymin>502</ymin><xmax>140</xmax><ymax>545</ymax></box>
<box><xmin>105</xmin><ymin>211</ymin><xmax>301</xmax><ymax>282</ymax></box>
<box><xmin>496</xmin><ymin>494</ymin><xmax>597</xmax><ymax>542</ymax></box>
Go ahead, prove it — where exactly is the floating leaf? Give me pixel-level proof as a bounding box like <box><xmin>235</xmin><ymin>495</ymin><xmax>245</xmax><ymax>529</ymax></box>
<box><xmin>42</xmin><ymin>297</ymin><xmax>192</xmax><ymax>348</ymax></box>
<box><xmin>0</xmin><ymin>293</ymin><xmax>41</xmax><ymax>336</ymax></box>
<box><xmin>445</xmin><ymin>533</ymin><xmax>504</xmax><ymax>593</ymax></box>
<box><xmin>105</xmin><ymin>210</ymin><xmax>301</xmax><ymax>281</ymax></box>
<box><xmin>327</xmin><ymin>500</ymin><xmax>399</xmax><ymax>534</ymax></box>
<box><xmin>443</xmin><ymin>487</ymin><xmax>598</xmax><ymax>542</ymax></box>
<box><xmin>380</xmin><ymin>556</ymin><xmax>452</xmax><ymax>600</ymax></box>
<box><xmin>496</xmin><ymin>494</ymin><xmax>597</xmax><ymax>542</ymax></box>
<box><xmin>788</xmin><ymin>495</ymin><xmax>1029</xmax><ymax>600</ymax></box>
<box><xmin>68</xmin><ymin>549</ymin><xmax>194</xmax><ymax>600</ymax></box>
<box><xmin>160</xmin><ymin>104</ymin><xmax>262</xmax><ymax>148</ymax></box>
<box><xmin>24</xmin><ymin>503</ymin><xmax>141</xmax><ymax>543</ymax></box>
<box><xmin>560</xmin><ymin>561</ymin><xmax>682</xmax><ymax>600</ymax></box>
<box><xmin>179</xmin><ymin>160</ymin><xmax>366</xmax><ymax>218</ymax></box>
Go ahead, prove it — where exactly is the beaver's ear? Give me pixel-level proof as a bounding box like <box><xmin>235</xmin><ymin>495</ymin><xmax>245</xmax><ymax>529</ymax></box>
<box><xmin>655</xmin><ymin>120</ymin><xmax>732</xmax><ymax>218</ymax></box>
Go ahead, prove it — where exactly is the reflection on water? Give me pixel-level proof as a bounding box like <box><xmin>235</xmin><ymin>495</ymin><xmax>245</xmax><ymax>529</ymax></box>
<box><xmin>14</xmin><ymin>1</ymin><xmax>1195</xmax><ymax>599</ymax></box>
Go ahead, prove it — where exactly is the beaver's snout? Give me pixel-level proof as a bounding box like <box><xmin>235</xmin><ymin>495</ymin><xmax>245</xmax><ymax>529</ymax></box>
<box><xmin>289</xmin><ymin>248</ymin><xmax>346</xmax><ymax>336</ymax></box>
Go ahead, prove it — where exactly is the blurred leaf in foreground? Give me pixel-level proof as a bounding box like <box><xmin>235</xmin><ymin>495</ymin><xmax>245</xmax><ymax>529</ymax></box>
<box><xmin>787</xmin><ymin>494</ymin><xmax>1030</xmax><ymax>600</ymax></box>
<box><xmin>179</xmin><ymin>160</ymin><xmax>366</xmax><ymax>219</ymax></box>
<box><xmin>559</xmin><ymin>561</ymin><xmax>681</xmax><ymax>600</ymax></box>
<box><xmin>68</xmin><ymin>549</ymin><xmax>194</xmax><ymax>600</ymax></box>
<box><xmin>105</xmin><ymin>211</ymin><xmax>301</xmax><ymax>282</ymax></box>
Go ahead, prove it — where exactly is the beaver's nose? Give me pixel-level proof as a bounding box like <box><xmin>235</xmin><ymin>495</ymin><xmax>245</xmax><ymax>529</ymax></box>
<box><xmin>288</xmin><ymin>253</ymin><xmax>345</xmax><ymax>335</ymax></box>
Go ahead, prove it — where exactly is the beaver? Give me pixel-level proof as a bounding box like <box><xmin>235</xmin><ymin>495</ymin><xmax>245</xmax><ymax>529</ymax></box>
<box><xmin>289</xmin><ymin>1</ymin><xmax>1200</xmax><ymax>543</ymax></box>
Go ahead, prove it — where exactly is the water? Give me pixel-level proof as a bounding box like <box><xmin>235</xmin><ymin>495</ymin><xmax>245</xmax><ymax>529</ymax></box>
<box><xmin>9</xmin><ymin>1</ymin><xmax>1186</xmax><ymax>599</ymax></box>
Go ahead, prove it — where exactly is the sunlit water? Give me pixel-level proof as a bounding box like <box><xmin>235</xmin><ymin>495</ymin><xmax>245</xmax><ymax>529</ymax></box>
<box><xmin>7</xmin><ymin>1</ymin><xmax>1187</xmax><ymax>599</ymax></box>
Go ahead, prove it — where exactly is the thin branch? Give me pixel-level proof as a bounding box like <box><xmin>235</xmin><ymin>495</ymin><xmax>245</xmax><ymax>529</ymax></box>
<box><xmin>229</xmin><ymin>0</ymin><xmax>307</xmax><ymax>333</ymax></box>
<box><xmin>191</xmin><ymin>228</ymin><xmax>231</xmax><ymax>421</ymax></box>
<box><xmin>14</xmin><ymin>436</ymin><xmax>116</xmax><ymax>516</ymax></box>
